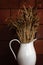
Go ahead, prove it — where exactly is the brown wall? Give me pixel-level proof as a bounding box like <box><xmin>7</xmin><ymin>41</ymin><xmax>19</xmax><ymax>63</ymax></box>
<box><xmin>0</xmin><ymin>0</ymin><xmax>43</xmax><ymax>55</ymax></box>
<box><xmin>0</xmin><ymin>0</ymin><xmax>43</xmax><ymax>65</ymax></box>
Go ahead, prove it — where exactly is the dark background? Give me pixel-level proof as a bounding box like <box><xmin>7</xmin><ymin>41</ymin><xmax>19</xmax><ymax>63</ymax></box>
<box><xmin>0</xmin><ymin>0</ymin><xmax>43</xmax><ymax>65</ymax></box>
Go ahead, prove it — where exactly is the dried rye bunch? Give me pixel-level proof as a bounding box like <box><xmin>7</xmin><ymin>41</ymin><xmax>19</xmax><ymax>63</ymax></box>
<box><xmin>7</xmin><ymin>5</ymin><xmax>39</xmax><ymax>43</ymax></box>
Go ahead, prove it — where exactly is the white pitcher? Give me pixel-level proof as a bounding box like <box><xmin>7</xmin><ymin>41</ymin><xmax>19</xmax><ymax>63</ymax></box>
<box><xmin>9</xmin><ymin>39</ymin><xmax>37</xmax><ymax>65</ymax></box>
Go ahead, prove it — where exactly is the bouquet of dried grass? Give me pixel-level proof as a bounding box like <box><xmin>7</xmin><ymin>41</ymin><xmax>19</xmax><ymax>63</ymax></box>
<box><xmin>6</xmin><ymin>5</ymin><xmax>39</xmax><ymax>43</ymax></box>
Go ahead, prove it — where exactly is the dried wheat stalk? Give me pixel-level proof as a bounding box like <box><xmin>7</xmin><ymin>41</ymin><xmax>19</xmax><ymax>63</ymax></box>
<box><xmin>7</xmin><ymin>5</ymin><xmax>39</xmax><ymax>43</ymax></box>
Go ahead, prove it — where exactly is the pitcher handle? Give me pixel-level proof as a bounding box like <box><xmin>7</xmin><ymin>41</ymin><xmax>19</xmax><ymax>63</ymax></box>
<box><xmin>9</xmin><ymin>39</ymin><xmax>20</xmax><ymax>60</ymax></box>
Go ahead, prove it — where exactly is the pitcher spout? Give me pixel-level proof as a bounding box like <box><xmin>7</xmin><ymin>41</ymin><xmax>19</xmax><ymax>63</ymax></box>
<box><xmin>32</xmin><ymin>38</ymin><xmax>37</xmax><ymax>43</ymax></box>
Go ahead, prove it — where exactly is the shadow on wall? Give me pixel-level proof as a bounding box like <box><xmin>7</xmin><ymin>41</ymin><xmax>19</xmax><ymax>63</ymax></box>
<box><xmin>0</xmin><ymin>25</ymin><xmax>20</xmax><ymax>65</ymax></box>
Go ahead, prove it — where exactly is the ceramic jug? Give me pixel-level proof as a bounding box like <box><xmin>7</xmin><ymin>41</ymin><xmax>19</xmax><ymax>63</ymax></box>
<box><xmin>9</xmin><ymin>39</ymin><xmax>37</xmax><ymax>65</ymax></box>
